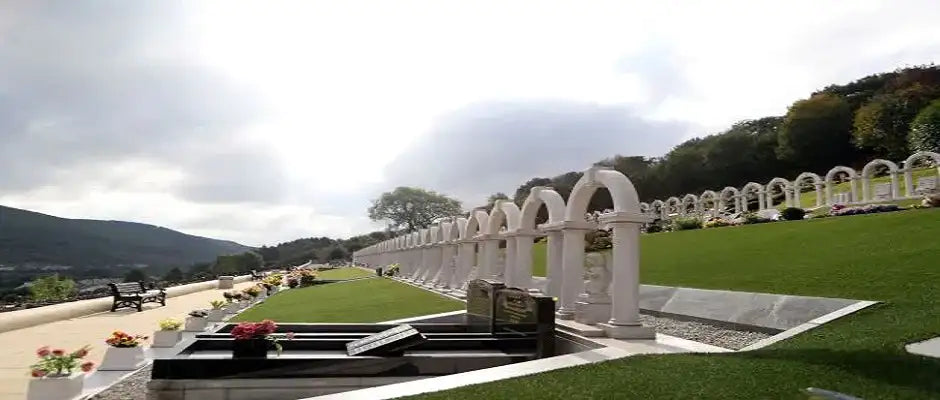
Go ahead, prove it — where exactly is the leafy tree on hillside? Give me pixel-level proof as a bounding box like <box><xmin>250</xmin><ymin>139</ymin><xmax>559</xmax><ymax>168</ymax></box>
<box><xmin>163</xmin><ymin>267</ymin><xmax>184</xmax><ymax>283</ymax></box>
<box><xmin>29</xmin><ymin>274</ymin><xmax>75</xmax><ymax>301</ymax></box>
<box><xmin>909</xmin><ymin>99</ymin><xmax>940</xmax><ymax>152</ymax></box>
<box><xmin>213</xmin><ymin>252</ymin><xmax>263</xmax><ymax>274</ymax></box>
<box><xmin>777</xmin><ymin>93</ymin><xmax>856</xmax><ymax>173</ymax></box>
<box><xmin>123</xmin><ymin>268</ymin><xmax>147</xmax><ymax>283</ymax></box>
<box><xmin>482</xmin><ymin>192</ymin><xmax>510</xmax><ymax>212</ymax></box>
<box><xmin>368</xmin><ymin>187</ymin><xmax>462</xmax><ymax>233</ymax></box>
<box><xmin>853</xmin><ymin>85</ymin><xmax>940</xmax><ymax>159</ymax></box>
<box><xmin>327</xmin><ymin>246</ymin><xmax>348</xmax><ymax>261</ymax></box>
<box><xmin>512</xmin><ymin>177</ymin><xmax>553</xmax><ymax>205</ymax></box>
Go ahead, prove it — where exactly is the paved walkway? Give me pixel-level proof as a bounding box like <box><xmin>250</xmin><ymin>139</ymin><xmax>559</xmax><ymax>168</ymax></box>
<box><xmin>0</xmin><ymin>281</ymin><xmax>256</xmax><ymax>400</ymax></box>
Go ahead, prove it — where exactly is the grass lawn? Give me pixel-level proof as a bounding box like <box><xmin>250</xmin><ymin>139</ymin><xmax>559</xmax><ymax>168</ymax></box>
<box><xmin>232</xmin><ymin>278</ymin><xmax>463</xmax><ymax>323</ymax></box>
<box><xmin>414</xmin><ymin>208</ymin><xmax>940</xmax><ymax>399</ymax></box>
<box><xmin>316</xmin><ymin>267</ymin><xmax>376</xmax><ymax>280</ymax></box>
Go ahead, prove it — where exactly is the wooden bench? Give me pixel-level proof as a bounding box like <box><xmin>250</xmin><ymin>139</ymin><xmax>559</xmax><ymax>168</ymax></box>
<box><xmin>108</xmin><ymin>281</ymin><xmax>166</xmax><ymax>312</ymax></box>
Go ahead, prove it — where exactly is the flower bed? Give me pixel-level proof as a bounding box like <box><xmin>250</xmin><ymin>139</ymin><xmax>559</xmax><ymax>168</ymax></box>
<box><xmin>830</xmin><ymin>203</ymin><xmax>903</xmax><ymax>216</ymax></box>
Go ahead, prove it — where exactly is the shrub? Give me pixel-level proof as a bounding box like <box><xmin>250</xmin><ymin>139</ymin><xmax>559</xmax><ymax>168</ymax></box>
<box><xmin>703</xmin><ymin>218</ymin><xmax>731</xmax><ymax>228</ymax></box>
<box><xmin>287</xmin><ymin>277</ymin><xmax>299</xmax><ymax>288</ymax></box>
<box><xmin>584</xmin><ymin>229</ymin><xmax>613</xmax><ymax>252</ymax></box>
<box><xmin>158</xmin><ymin>318</ymin><xmax>183</xmax><ymax>331</ymax></box>
<box><xmin>646</xmin><ymin>224</ymin><xmax>663</xmax><ymax>233</ymax></box>
<box><xmin>909</xmin><ymin>99</ymin><xmax>940</xmax><ymax>152</ymax></box>
<box><xmin>743</xmin><ymin>213</ymin><xmax>771</xmax><ymax>224</ymax></box>
<box><xmin>672</xmin><ymin>217</ymin><xmax>703</xmax><ymax>231</ymax></box>
<box><xmin>29</xmin><ymin>274</ymin><xmax>76</xmax><ymax>302</ymax></box>
<box><xmin>209</xmin><ymin>300</ymin><xmax>225</xmax><ymax>309</ymax></box>
<box><xmin>781</xmin><ymin>207</ymin><xmax>807</xmax><ymax>221</ymax></box>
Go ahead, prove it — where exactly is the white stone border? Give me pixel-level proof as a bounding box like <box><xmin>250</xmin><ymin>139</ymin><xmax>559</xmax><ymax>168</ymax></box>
<box><xmin>739</xmin><ymin>300</ymin><xmax>879</xmax><ymax>351</ymax></box>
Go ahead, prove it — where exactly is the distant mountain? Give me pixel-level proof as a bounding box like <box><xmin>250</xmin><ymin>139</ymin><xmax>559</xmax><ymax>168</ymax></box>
<box><xmin>0</xmin><ymin>205</ymin><xmax>250</xmax><ymax>268</ymax></box>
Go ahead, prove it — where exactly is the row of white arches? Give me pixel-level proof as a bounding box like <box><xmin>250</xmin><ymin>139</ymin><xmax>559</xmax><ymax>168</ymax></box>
<box><xmin>354</xmin><ymin>167</ymin><xmax>655</xmax><ymax>339</ymax></box>
<box><xmin>640</xmin><ymin>151</ymin><xmax>940</xmax><ymax>219</ymax></box>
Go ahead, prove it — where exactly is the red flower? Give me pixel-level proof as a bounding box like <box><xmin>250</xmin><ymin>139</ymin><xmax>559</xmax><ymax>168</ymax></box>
<box><xmin>71</xmin><ymin>347</ymin><xmax>89</xmax><ymax>358</ymax></box>
<box><xmin>51</xmin><ymin>349</ymin><xmax>65</xmax><ymax>356</ymax></box>
<box><xmin>81</xmin><ymin>362</ymin><xmax>95</xmax><ymax>372</ymax></box>
<box><xmin>31</xmin><ymin>369</ymin><xmax>47</xmax><ymax>378</ymax></box>
<box><xmin>36</xmin><ymin>347</ymin><xmax>50</xmax><ymax>357</ymax></box>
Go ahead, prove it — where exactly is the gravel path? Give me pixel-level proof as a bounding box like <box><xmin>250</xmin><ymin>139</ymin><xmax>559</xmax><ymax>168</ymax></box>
<box><xmin>639</xmin><ymin>313</ymin><xmax>771</xmax><ymax>350</ymax></box>
<box><xmin>88</xmin><ymin>365</ymin><xmax>151</xmax><ymax>400</ymax></box>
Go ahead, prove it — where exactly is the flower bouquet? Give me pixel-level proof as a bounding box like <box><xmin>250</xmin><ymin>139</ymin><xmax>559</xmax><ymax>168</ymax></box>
<box><xmin>99</xmin><ymin>331</ymin><xmax>147</xmax><ymax>371</ymax></box>
<box><xmin>230</xmin><ymin>320</ymin><xmax>294</xmax><ymax>358</ymax></box>
<box><xmin>153</xmin><ymin>319</ymin><xmax>183</xmax><ymax>347</ymax></box>
<box><xmin>27</xmin><ymin>346</ymin><xmax>94</xmax><ymax>400</ymax></box>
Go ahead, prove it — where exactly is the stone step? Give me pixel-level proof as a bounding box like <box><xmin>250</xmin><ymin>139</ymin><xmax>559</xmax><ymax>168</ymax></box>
<box><xmin>555</xmin><ymin>319</ymin><xmax>606</xmax><ymax>337</ymax></box>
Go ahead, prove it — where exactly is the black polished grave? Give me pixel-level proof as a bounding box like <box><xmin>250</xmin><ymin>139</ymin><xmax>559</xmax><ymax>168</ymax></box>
<box><xmin>151</xmin><ymin>279</ymin><xmax>563</xmax><ymax>382</ymax></box>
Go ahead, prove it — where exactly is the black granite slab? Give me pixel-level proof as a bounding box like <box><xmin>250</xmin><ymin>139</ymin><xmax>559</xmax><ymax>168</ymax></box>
<box><xmin>346</xmin><ymin>325</ymin><xmax>427</xmax><ymax>356</ymax></box>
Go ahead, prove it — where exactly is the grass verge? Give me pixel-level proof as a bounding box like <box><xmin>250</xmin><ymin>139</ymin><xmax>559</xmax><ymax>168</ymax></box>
<box><xmin>415</xmin><ymin>208</ymin><xmax>940</xmax><ymax>399</ymax></box>
<box><xmin>316</xmin><ymin>267</ymin><xmax>376</xmax><ymax>280</ymax></box>
<box><xmin>233</xmin><ymin>278</ymin><xmax>463</xmax><ymax>323</ymax></box>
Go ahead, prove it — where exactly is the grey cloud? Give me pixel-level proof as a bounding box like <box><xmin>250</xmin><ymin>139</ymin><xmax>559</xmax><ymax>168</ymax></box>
<box><xmin>616</xmin><ymin>40</ymin><xmax>693</xmax><ymax>106</ymax></box>
<box><xmin>0</xmin><ymin>1</ymin><xmax>278</xmax><ymax>203</ymax></box>
<box><xmin>382</xmin><ymin>100</ymin><xmax>690</xmax><ymax>206</ymax></box>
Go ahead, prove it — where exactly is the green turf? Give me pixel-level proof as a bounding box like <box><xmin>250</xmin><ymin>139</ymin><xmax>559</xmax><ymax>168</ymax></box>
<box><xmin>412</xmin><ymin>208</ymin><xmax>940</xmax><ymax>399</ymax></box>
<box><xmin>316</xmin><ymin>267</ymin><xmax>375</xmax><ymax>280</ymax></box>
<box><xmin>232</xmin><ymin>278</ymin><xmax>463</xmax><ymax>323</ymax></box>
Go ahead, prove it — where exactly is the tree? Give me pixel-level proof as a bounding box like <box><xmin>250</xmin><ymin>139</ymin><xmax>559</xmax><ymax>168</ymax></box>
<box><xmin>29</xmin><ymin>274</ymin><xmax>75</xmax><ymax>301</ymax></box>
<box><xmin>367</xmin><ymin>187</ymin><xmax>462</xmax><ymax>232</ymax></box>
<box><xmin>482</xmin><ymin>192</ymin><xmax>510</xmax><ymax>212</ymax></box>
<box><xmin>777</xmin><ymin>93</ymin><xmax>856</xmax><ymax>173</ymax></box>
<box><xmin>163</xmin><ymin>267</ymin><xmax>184</xmax><ymax>283</ymax></box>
<box><xmin>327</xmin><ymin>246</ymin><xmax>348</xmax><ymax>261</ymax></box>
<box><xmin>123</xmin><ymin>268</ymin><xmax>147</xmax><ymax>283</ymax></box>
<box><xmin>512</xmin><ymin>177</ymin><xmax>553</xmax><ymax>205</ymax></box>
<box><xmin>909</xmin><ymin>98</ymin><xmax>940</xmax><ymax>152</ymax></box>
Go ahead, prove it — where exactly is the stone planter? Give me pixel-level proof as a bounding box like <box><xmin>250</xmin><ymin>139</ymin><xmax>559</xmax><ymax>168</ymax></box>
<box><xmin>152</xmin><ymin>330</ymin><xmax>183</xmax><ymax>348</ymax></box>
<box><xmin>27</xmin><ymin>373</ymin><xmax>84</xmax><ymax>400</ymax></box>
<box><xmin>184</xmin><ymin>316</ymin><xmax>208</xmax><ymax>332</ymax></box>
<box><xmin>99</xmin><ymin>347</ymin><xmax>147</xmax><ymax>371</ymax></box>
<box><xmin>232</xmin><ymin>338</ymin><xmax>271</xmax><ymax>358</ymax></box>
<box><xmin>207</xmin><ymin>309</ymin><xmax>226</xmax><ymax>322</ymax></box>
<box><xmin>223</xmin><ymin>302</ymin><xmax>240</xmax><ymax>314</ymax></box>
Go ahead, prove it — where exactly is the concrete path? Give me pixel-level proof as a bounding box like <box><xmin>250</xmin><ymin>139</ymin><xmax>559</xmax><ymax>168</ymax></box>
<box><xmin>0</xmin><ymin>281</ymin><xmax>256</xmax><ymax>400</ymax></box>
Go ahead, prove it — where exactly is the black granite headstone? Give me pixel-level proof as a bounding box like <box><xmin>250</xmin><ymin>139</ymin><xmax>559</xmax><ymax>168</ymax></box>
<box><xmin>465</xmin><ymin>279</ymin><xmax>505</xmax><ymax>333</ymax></box>
<box><xmin>493</xmin><ymin>287</ymin><xmax>555</xmax><ymax>358</ymax></box>
<box><xmin>345</xmin><ymin>324</ymin><xmax>427</xmax><ymax>356</ymax></box>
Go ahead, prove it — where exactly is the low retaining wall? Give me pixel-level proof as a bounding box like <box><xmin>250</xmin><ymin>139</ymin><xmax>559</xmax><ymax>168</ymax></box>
<box><xmin>0</xmin><ymin>275</ymin><xmax>252</xmax><ymax>333</ymax></box>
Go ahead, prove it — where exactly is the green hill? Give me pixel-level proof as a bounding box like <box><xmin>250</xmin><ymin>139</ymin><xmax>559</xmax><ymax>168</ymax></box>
<box><xmin>0</xmin><ymin>205</ymin><xmax>249</xmax><ymax>268</ymax></box>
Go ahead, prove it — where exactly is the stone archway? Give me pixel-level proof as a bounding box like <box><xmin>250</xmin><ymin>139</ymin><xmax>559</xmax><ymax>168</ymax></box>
<box><xmin>741</xmin><ymin>182</ymin><xmax>765</xmax><ymax>211</ymax></box>
<box><xmin>902</xmin><ymin>151</ymin><xmax>940</xmax><ymax>197</ymax></box>
<box><xmin>559</xmin><ymin>167</ymin><xmax>654</xmax><ymax>339</ymax></box>
<box><xmin>825</xmin><ymin>166</ymin><xmax>859</xmax><ymax>205</ymax></box>
<box><xmin>650</xmin><ymin>200</ymin><xmax>666</xmax><ymax>220</ymax></box>
<box><xmin>792</xmin><ymin>172</ymin><xmax>824</xmax><ymax>208</ymax></box>
<box><xmin>719</xmin><ymin>187</ymin><xmax>741</xmax><ymax>214</ymax></box>
<box><xmin>860</xmin><ymin>159</ymin><xmax>900</xmax><ymax>202</ymax></box>
<box><xmin>485</xmin><ymin>200</ymin><xmax>522</xmax><ymax>285</ymax></box>
<box><xmin>700</xmin><ymin>190</ymin><xmax>719</xmax><ymax>216</ymax></box>
<box><xmin>765</xmin><ymin>177</ymin><xmax>793</xmax><ymax>208</ymax></box>
<box><xmin>681</xmin><ymin>194</ymin><xmax>700</xmax><ymax>216</ymax></box>
<box><xmin>520</xmin><ymin>186</ymin><xmax>566</xmax><ymax>297</ymax></box>
<box><xmin>665</xmin><ymin>197</ymin><xmax>681</xmax><ymax>217</ymax></box>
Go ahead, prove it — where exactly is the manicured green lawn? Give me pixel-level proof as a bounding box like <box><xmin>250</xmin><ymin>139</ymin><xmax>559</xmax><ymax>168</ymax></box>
<box><xmin>316</xmin><ymin>267</ymin><xmax>376</xmax><ymax>280</ymax></box>
<box><xmin>414</xmin><ymin>208</ymin><xmax>940</xmax><ymax>399</ymax></box>
<box><xmin>232</xmin><ymin>278</ymin><xmax>463</xmax><ymax>323</ymax></box>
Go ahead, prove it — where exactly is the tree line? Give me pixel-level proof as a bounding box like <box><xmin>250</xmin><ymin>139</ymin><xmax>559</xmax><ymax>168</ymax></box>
<box><xmin>365</xmin><ymin>65</ymin><xmax>940</xmax><ymax>232</ymax></box>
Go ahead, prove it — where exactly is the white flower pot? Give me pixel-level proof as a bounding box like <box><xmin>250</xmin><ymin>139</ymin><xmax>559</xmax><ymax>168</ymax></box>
<box><xmin>152</xmin><ymin>330</ymin><xmax>182</xmax><ymax>347</ymax></box>
<box><xmin>207</xmin><ymin>309</ymin><xmax>226</xmax><ymax>322</ymax></box>
<box><xmin>184</xmin><ymin>316</ymin><xmax>208</xmax><ymax>332</ymax></box>
<box><xmin>27</xmin><ymin>373</ymin><xmax>84</xmax><ymax>400</ymax></box>
<box><xmin>99</xmin><ymin>347</ymin><xmax>146</xmax><ymax>371</ymax></box>
<box><xmin>223</xmin><ymin>302</ymin><xmax>239</xmax><ymax>313</ymax></box>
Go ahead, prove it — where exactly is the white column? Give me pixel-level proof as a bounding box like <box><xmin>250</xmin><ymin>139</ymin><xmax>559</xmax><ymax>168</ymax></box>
<box><xmin>546</xmin><ymin>230</ymin><xmax>564</xmax><ymax>299</ymax></box>
<box><xmin>890</xmin><ymin>172</ymin><xmax>900</xmax><ymax>199</ymax></box>
<box><xmin>503</xmin><ymin>235</ymin><xmax>517</xmax><ymax>286</ymax></box>
<box><xmin>514</xmin><ymin>232</ymin><xmax>537</xmax><ymax>291</ymax></box>
<box><xmin>454</xmin><ymin>241</ymin><xmax>476</xmax><ymax>289</ymax></box>
<box><xmin>480</xmin><ymin>236</ymin><xmax>499</xmax><ymax>279</ymax></box>
<box><xmin>598</xmin><ymin>214</ymin><xmax>654</xmax><ymax>339</ymax></box>
<box><xmin>436</xmin><ymin>244</ymin><xmax>456</xmax><ymax>288</ymax></box>
<box><xmin>557</xmin><ymin>222</ymin><xmax>590</xmax><ymax>319</ymax></box>
<box><xmin>904</xmin><ymin>168</ymin><xmax>914</xmax><ymax>197</ymax></box>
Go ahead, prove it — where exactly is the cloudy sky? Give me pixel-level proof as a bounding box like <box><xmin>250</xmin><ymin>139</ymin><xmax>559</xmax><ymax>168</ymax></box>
<box><xmin>1</xmin><ymin>0</ymin><xmax>938</xmax><ymax>246</ymax></box>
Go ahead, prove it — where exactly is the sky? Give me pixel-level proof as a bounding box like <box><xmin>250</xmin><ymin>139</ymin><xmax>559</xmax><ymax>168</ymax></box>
<box><xmin>1</xmin><ymin>0</ymin><xmax>938</xmax><ymax>246</ymax></box>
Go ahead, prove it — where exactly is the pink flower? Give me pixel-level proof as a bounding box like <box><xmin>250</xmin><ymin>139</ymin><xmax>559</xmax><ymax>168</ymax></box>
<box><xmin>286</xmin><ymin>332</ymin><xmax>295</xmax><ymax>340</ymax></box>
<box><xmin>71</xmin><ymin>347</ymin><xmax>89</xmax><ymax>358</ymax></box>
<box><xmin>80</xmin><ymin>362</ymin><xmax>95</xmax><ymax>372</ymax></box>
<box><xmin>31</xmin><ymin>369</ymin><xmax>47</xmax><ymax>378</ymax></box>
<box><xmin>36</xmin><ymin>347</ymin><xmax>50</xmax><ymax>357</ymax></box>
<box><xmin>51</xmin><ymin>349</ymin><xmax>65</xmax><ymax>356</ymax></box>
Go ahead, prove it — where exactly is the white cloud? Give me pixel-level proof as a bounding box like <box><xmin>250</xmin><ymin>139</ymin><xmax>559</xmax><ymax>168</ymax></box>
<box><xmin>1</xmin><ymin>0</ymin><xmax>938</xmax><ymax>245</ymax></box>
